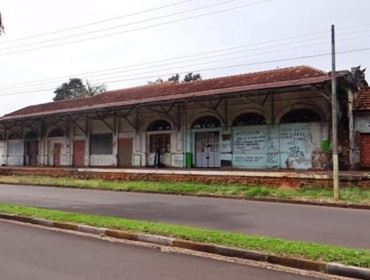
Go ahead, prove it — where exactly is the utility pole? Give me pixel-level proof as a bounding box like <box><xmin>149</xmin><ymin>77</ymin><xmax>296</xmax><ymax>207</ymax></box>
<box><xmin>331</xmin><ymin>24</ymin><xmax>340</xmax><ymax>200</ymax></box>
<box><xmin>0</xmin><ymin>12</ymin><xmax>4</xmax><ymax>35</ymax></box>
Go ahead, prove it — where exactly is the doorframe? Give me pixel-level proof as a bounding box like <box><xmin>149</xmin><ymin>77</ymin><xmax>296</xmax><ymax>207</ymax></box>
<box><xmin>47</xmin><ymin>137</ymin><xmax>66</xmax><ymax>166</ymax></box>
<box><xmin>24</xmin><ymin>139</ymin><xmax>39</xmax><ymax>167</ymax></box>
<box><xmin>72</xmin><ymin>139</ymin><xmax>86</xmax><ymax>167</ymax></box>
<box><xmin>191</xmin><ymin>128</ymin><xmax>222</xmax><ymax>168</ymax></box>
<box><xmin>145</xmin><ymin>130</ymin><xmax>174</xmax><ymax>167</ymax></box>
<box><xmin>117</xmin><ymin>137</ymin><xmax>134</xmax><ymax>168</ymax></box>
<box><xmin>53</xmin><ymin>142</ymin><xmax>62</xmax><ymax>167</ymax></box>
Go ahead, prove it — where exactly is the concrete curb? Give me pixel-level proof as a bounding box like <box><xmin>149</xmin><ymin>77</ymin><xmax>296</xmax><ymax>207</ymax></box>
<box><xmin>181</xmin><ymin>193</ymin><xmax>370</xmax><ymax>210</ymax></box>
<box><xmin>1</xmin><ymin>212</ymin><xmax>369</xmax><ymax>279</ymax></box>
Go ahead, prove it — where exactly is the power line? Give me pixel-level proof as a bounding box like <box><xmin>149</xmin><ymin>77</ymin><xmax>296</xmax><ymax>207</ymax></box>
<box><xmin>0</xmin><ymin>30</ymin><xmax>342</xmax><ymax>88</ymax></box>
<box><xmin>0</xmin><ymin>40</ymin><xmax>329</xmax><ymax>93</ymax></box>
<box><xmin>0</xmin><ymin>0</ymin><xmax>237</xmax><ymax>50</ymax></box>
<box><xmin>1</xmin><ymin>29</ymin><xmax>369</xmax><ymax>92</ymax></box>
<box><xmin>0</xmin><ymin>34</ymin><xmax>331</xmax><ymax>90</ymax></box>
<box><xmin>1</xmin><ymin>0</ymin><xmax>369</xmax><ymax>49</ymax></box>
<box><xmin>0</xmin><ymin>31</ymin><xmax>330</xmax><ymax>88</ymax></box>
<box><xmin>0</xmin><ymin>46</ymin><xmax>369</xmax><ymax>97</ymax></box>
<box><xmin>0</xmin><ymin>0</ymin><xmax>272</xmax><ymax>56</ymax></box>
<box><xmin>0</xmin><ymin>29</ymin><xmax>369</xmax><ymax>93</ymax></box>
<box><xmin>0</xmin><ymin>0</ymin><xmax>192</xmax><ymax>45</ymax></box>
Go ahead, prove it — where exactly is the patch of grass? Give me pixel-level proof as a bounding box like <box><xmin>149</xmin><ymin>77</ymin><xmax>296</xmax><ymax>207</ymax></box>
<box><xmin>0</xmin><ymin>203</ymin><xmax>369</xmax><ymax>268</ymax></box>
<box><xmin>0</xmin><ymin>175</ymin><xmax>369</xmax><ymax>205</ymax></box>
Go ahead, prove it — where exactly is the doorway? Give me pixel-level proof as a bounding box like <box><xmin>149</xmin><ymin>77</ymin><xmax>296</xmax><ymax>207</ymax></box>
<box><xmin>25</xmin><ymin>140</ymin><xmax>38</xmax><ymax>167</ymax></box>
<box><xmin>118</xmin><ymin>138</ymin><xmax>133</xmax><ymax>167</ymax></box>
<box><xmin>24</xmin><ymin>131</ymin><xmax>39</xmax><ymax>167</ymax></box>
<box><xmin>53</xmin><ymin>143</ymin><xmax>62</xmax><ymax>167</ymax></box>
<box><xmin>194</xmin><ymin>131</ymin><xmax>220</xmax><ymax>168</ymax></box>
<box><xmin>73</xmin><ymin>140</ymin><xmax>85</xmax><ymax>167</ymax></box>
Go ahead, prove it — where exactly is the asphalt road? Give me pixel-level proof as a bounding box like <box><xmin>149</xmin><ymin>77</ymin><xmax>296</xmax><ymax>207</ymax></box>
<box><xmin>0</xmin><ymin>221</ymin><xmax>316</xmax><ymax>280</ymax></box>
<box><xmin>0</xmin><ymin>184</ymin><xmax>369</xmax><ymax>249</ymax></box>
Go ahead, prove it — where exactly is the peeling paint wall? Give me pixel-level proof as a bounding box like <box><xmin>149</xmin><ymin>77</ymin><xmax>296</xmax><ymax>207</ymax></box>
<box><xmin>7</xmin><ymin>140</ymin><xmax>24</xmax><ymax>166</ymax></box>
<box><xmin>0</xmin><ymin>141</ymin><xmax>6</xmax><ymax>166</ymax></box>
<box><xmin>354</xmin><ymin>112</ymin><xmax>370</xmax><ymax>167</ymax></box>
<box><xmin>47</xmin><ymin>138</ymin><xmax>71</xmax><ymax>166</ymax></box>
<box><xmin>89</xmin><ymin>119</ymin><xmax>116</xmax><ymax>166</ymax></box>
<box><xmin>0</xmin><ymin>88</ymin><xmax>333</xmax><ymax>170</ymax></box>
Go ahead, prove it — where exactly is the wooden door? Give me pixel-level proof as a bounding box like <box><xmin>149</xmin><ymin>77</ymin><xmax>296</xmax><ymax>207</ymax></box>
<box><xmin>73</xmin><ymin>140</ymin><xmax>85</xmax><ymax>167</ymax></box>
<box><xmin>360</xmin><ymin>134</ymin><xmax>370</xmax><ymax>168</ymax></box>
<box><xmin>118</xmin><ymin>138</ymin><xmax>133</xmax><ymax>167</ymax></box>
<box><xmin>53</xmin><ymin>143</ymin><xmax>62</xmax><ymax>167</ymax></box>
<box><xmin>194</xmin><ymin>132</ymin><xmax>220</xmax><ymax>168</ymax></box>
<box><xmin>26</xmin><ymin>141</ymin><xmax>38</xmax><ymax>167</ymax></box>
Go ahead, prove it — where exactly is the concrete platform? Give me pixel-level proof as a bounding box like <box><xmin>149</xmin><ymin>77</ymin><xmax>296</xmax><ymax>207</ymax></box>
<box><xmin>0</xmin><ymin>166</ymin><xmax>368</xmax><ymax>187</ymax></box>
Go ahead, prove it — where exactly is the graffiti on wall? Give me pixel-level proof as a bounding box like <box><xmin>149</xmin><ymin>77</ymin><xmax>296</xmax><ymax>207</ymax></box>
<box><xmin>233</xmin><ymin>128</ymin><xmax>267</xmax><ymax>153</ymax></box>
<box><xmin>231</xmin><ymin>124</ymin><xmax>313</xmax><ymax>169</ymax></box>
<box><xmin>233</xmin><ymin>127</ymin><xmax>267</xmax><ymax>168</ymax></box>
<box><xmin>279</xmin><ymin>125</ymin><xmax>312</xmax><ymax>169</ymax></box>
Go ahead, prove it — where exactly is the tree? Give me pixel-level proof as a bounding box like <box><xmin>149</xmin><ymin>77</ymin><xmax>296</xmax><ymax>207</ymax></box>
<box><xmin>53</xmin><ymin>78</ymin><xmax>106</xmax><ymax>101</ymax></box>
<box><xmin>168</xmin><ymin>74</ymin><xmax>180</xmax><ymax>83</ymax></box>
<box><xmin>147</xmin><ymin>78</ymin><xmax>164</xmax><ymax>85</ymax></box>
<box><xmin>0</xmin><ymin>12</ymin><xmax>4</xmax><ymax>35</ymax></box>
<box><xmin>183</xmin><ymin>72</ymin><xmax>202</xmax><ymax>82</ymax></box>
<box><xmin>148</xmin><ymin>72</ymin><xmax>202</xmax><ymax>85</ymax></box>
<box><xmin>85</xmin><ymin>80</ymin><xmax>106</xmax><ymax>97</ymax></box>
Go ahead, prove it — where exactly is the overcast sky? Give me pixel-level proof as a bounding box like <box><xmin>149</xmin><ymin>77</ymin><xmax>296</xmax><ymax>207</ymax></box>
<box><xmin>0</xmin><ymin>0</ymin><xmax>369</xmax><ymax>116</ymax></box>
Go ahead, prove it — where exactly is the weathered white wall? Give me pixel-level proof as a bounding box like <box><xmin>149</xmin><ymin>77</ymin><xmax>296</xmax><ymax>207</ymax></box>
<box><xmin>0</xmin><ymin>89</ymin><xmax>331</xmax><ymax>170</ymax></box>
<box><xmin>7</xmin><ymin>140</ymin><xmax>24</xmax><ymax>166</ymax></box>
<box><xmin>184</xmin><ymin>90</ymin><xmax>330</xmax><ymax>170</ymax></box>
<box><xmin>354</xmin><ymin>113</ymin><xmax>370</xmax><ymax>133</ymax></box>
<box><xmin>0</xmin><ymin>141</ymin><xmax>6</xmax><ymax>166</ymax></box>
<box><xmin>353</xmin><ymin>112</ymin><xmax>370</xmax><ymax>166</ymax></box>
<box><xmin>89</xmin><ymin>119</ymin><xmax>117</xmax><ymax>166</ymax></box>
<box><xmin>47</xmin><ymin>137</ymin><xmax>71</xmax><ymax>166</ymax></box>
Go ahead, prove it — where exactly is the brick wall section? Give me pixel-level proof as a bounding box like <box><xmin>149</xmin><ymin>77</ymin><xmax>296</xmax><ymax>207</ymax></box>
<box><xmin>360</xmin><ymin>134</ymin><xmax>370</xmax><ymax>168</ymax></box>
<box><xmin>0</xmin><ymin>167</ymin><xmax>369</xmax><ymax>188</ymax></box>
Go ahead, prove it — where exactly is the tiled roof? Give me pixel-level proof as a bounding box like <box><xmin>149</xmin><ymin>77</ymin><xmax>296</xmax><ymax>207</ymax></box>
<box><xmin>2</xmin><ymin>66</ymin><xmax>328</xmax><ymax>120</ymax></box>
<box><xmin>354</xmin><ymin>87</ymin><xmax>370</xmax><ymax>111</ymax></box>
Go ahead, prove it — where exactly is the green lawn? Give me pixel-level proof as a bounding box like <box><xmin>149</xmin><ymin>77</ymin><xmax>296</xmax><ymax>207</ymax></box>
<box><xmin>0</xmin><ymin>203</ymin><xmax>369</xmax><ymax>268</ymax></box>
<box><xmin>0</xmin><ymin>175</ymin><xmax>369</xmax><ymax>205</ymax></box>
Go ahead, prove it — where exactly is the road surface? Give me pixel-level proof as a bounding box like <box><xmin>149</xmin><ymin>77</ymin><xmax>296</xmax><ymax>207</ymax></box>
<box><xmin>0</xmin><ymin>184</ymin><xmax>369</xmax><ymax>249</ymax></box>
<box><xmin>0</xmin><ymin>221</ymin><xmax>316</xmax><ymax>280</ymax></box>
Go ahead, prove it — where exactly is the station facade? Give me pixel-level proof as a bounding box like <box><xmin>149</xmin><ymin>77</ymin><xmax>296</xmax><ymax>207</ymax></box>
<box><xmin>0</xmin><ymin>66</ymin><xmax>366</xmax><ymax>170</ymax></box>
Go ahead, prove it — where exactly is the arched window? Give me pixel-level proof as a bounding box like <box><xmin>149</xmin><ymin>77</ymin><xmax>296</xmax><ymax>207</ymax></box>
<box><xmin>24</xmin><ymin>131</ymin><xmax>38</xmax><ymax>140</ymax></box>
<box><xmin>48</xmin><ymin>128</ymin><xmax>65</xmax><ymax>137</ymax></box>
<box><xmin>232</xmin><ymin>113</ymin><xmax>266</xmax><ymax>126</ymax></box>
<box><xmin>147</xmin><ymin>120</ymin><xmax>172</xmax><ymax>131</ymax></box>
<box><xmin>192</xmin><ymin>116</ymin><xmax>221</xmax><ymax>129</ymax></box>
<box><xmin>280</xmin><ymin>109</ymin><xmax>321</xmax><ymax>123</ymax></box>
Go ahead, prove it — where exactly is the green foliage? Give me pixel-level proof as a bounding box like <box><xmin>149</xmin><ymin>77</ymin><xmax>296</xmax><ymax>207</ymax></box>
<box><xmin>148</xmin><ymin>72</ymin><xmax>202</xmax><ymax>85</ymax></box>
<box><xmin>0</xmin><ymin>203</ymin><xmax>369</xmax><ymax>267</ymax></box>
<box><xmin>0</xmin><ymin>175</ymin><xmax>369</xmax><ymax>204</ymax></box>
<box><xmin>168</xmin><ymin>74</ymin><xmax>180</xmax><ymax>83</ymax></box>
<box><xmin>183</xmin><ymin>72</ymin><xmax>202</xmax><ymax>82</ymax></box>
<box><xmin>147</xmin><ymin>78</ymin><xmax>164</xmax><ymax>85</ymax></box>
<box><xmin>53</xmin><ymin>78</ymin><xmax>106</xmax><ymax>101</ymax></box>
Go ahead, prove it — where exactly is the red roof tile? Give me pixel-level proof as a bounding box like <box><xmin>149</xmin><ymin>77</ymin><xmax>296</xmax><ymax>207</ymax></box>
<box><xmin>3</xmin><ymin>66</ymin><xmax>328</xmax><ymax>120</ymax></box>
<box><xmin>354</xmin><ymin>87</ymin><xmax>370</xmax><ymax>111</ymax></box>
